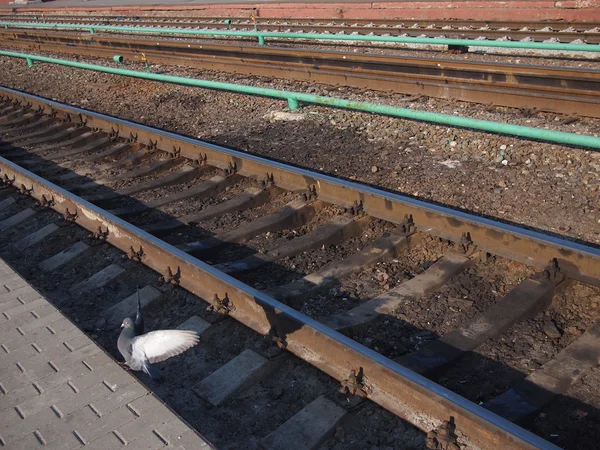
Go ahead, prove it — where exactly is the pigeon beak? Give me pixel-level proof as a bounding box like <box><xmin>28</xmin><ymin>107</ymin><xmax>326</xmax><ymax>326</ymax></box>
<box><xmin>121</xmin><ymin>323</ymin><xmax>124</xmax><ymax>328</ymax></box>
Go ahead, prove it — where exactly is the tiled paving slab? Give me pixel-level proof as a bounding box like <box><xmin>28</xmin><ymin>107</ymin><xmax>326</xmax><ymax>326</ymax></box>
<box><xmin>0</xmin><ymin>258</ymin><xmax>214</xmax><ymax>450</ymax></box>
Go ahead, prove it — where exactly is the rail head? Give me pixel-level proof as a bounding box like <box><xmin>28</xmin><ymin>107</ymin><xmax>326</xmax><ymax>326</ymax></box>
<box><xmin>0</xmin><ymin>135</ymin><xmax>560</xmax><ymax>450</ymax></box>
<box><xmin>1</xmin><ymin>86</ymin><xmax>598</xmax><ymax>286</ymax></box>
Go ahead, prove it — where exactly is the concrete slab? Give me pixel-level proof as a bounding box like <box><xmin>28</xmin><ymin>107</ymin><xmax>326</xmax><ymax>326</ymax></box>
<box><xmin>101</xmin><ymin>285</ymin><xmax>163</xmax><ymax>329</ymax></box>
<box><xmin>194</xmin><ymin>348</ymin><xmax>280</xmax><ymax>406</ymax></box>
<box><xmin>0</xmin><ymin>257</ymin><xmax>213</xmax><ymax>449</ymax></box>
<box><xmin>0</xmin><ymin>196</ymin><xmax>15</xmax><ymax>212</ymax></box>
<box><xmin>38</xmin><ymin>241</ymin><xmax>91</xmax><ymax>273</ymax></box>
<box><xmin>14</xmin><ymin>223</ymin><xmax>60</xmax><ymax>251</ymax></box>
<box><xmin>68</xmin><ymin>263</ymin><xmax>125</xmax><ymax>295</ymax></box>
<box><xmin>0</xmin><ymin>208</ymin><xmax>35</xmax><ymax>232</ymax></box>
<box><xmin>262</xmin><ymin>396</ymin><xmax>347</xmax><ymax>450</ymax></box>
<box><xmin>177</xmin><ymin>315</ymin><xmax>211</xmax><ymax>339</ymax></box>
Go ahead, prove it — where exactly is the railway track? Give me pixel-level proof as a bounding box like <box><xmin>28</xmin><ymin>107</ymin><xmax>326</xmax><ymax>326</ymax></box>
<box><xmin>0</xmin><ymin>86</ymin><xmax>599</xmax><ymax>449</ymax></box>
<box><xmin>1</xmin><ymin>30</ymin><xmax>599</xmax><ymax>118</ymax></box>
<box><xmin>1</xmin><ymin>15</ymin><xmax>599</xmax><ymax>44</ymax></box>
<box><xmin>0</xmin><ymin>15</ymin><xmax>598</xmax><ymax>32</ymax></box>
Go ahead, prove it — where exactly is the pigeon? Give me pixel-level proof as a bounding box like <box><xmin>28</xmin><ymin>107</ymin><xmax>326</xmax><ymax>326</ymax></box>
<box><xmin>134</xmin><ymin>286</ymin><xmax>144</xmax><ymax>336</ymax></box>
<box><xmin>117</xmin><ymin>317</ymin><xmax>199</xmax><ymax>381</ymax></box>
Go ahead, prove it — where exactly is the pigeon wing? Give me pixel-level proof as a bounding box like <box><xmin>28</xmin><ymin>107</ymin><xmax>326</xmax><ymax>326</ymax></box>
<box><xmin>132</xmin><ymin>330</ymin><xmax>199</xmax><ymax>364</ymax></box>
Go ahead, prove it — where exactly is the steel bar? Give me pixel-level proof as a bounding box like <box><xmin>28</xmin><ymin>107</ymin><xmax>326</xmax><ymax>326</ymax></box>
<box><xmin>2</xmin><ymin>30</ymin><xmax>599</xmax><ymax>117</ymax></box>
<box><xmin>2</xmin><ymin>51</ymin><xmax>600</xmax><ymax>150</ymax></box>
<box><xmin>0</xmin><ymin>145</ymin><xmax>560</xmax><ymax>450</ymax></box>
<box><xmin>0</xmin><ymin>16</ymin><xmax>599</xmax><ymax>43</ymax></box>
<box><xmin>1</xmin><ymin>22</ymin><xmax>600</xmax><ymax>52</ymax></box>
<box><xmin>1</xmin><ymin>14</ymin><xmax>599</xmax><ymax>32</ymax></box>
<box><xmin>1</xmin><ymin>86</ymin><xmax>599</xmax><ymax>287</ymax></box>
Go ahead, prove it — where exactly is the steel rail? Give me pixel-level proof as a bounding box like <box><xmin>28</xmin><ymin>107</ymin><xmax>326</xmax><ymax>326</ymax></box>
<box><xmin>1</xmin><ymin>14</ymin><xmax>599</xmax><ymax>32</ymax></box>
<box><xmin>1</xmin><ymin>17</ymin><xmax>600</xmax><ymax>43</ymax></box>
<box><xmin>1</xmin><ymin>85</ymin><xmax>599</xmax><ymax>285</ymax></box>
<box><xmin>0</xmin><ymin>90</ymin><xmax>562</xmax><ymax>450</ymax></box>
<box><xmin>3</xmin><ymin>49</ymin><xmax>600</xmax><ymax>151</ymax></box>
<box><xmin>2</xmin><ymin>30</ymin><xmax>599</xmax><ymax>117</ymax></box>
<box><xmin>0</xmin><ymin>16</ymin><xmax>600</xmax><ymax>39</ymax></box>
<box><xmin>2</xmin><ymin>21</ymin><xmax>599</xmax><ymax>52</ymax></box>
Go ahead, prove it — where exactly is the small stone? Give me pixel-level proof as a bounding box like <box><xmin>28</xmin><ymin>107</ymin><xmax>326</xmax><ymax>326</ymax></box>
<box><xmin>449</xmin><ymin>141</ymin><xmax>457</xmax><ymax>147</ymax></box>
<box><xmin>447</xmin><ymin>297</ymin><xmax>474</xmax><ymax>308</ymax></box>
<box><xmin>371</xmin><ymin>166</ymin><xmax>379</xmax><ymax>173</ymax></box>
<box><xmin>500</xmin><ymin>144</ymin><xmax>508</xmax><ymax>151</ymax></box>
<box><xmin>566</xmin><ymin>326</ymin><xmax>582</xmax><ymax>336</ymax></box>
<box><xmin>271</xmin><ymin>386</ymin><xmax>284</xmax><ymax>399</ymax></box>
<box><xmin>543</xmin><ymin>321</ymin><xmax>562</xmax><ymax>339</ymax></box>
<box><xmin>501</xmin><ymin>159</ymin><xmax>509</xmax><ymax>166</ymax></box>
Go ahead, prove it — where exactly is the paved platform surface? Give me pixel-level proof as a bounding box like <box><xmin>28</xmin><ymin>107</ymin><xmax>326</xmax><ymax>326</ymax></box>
<box><xmin>0</xmin><ymin>258</ymin><xmax>214</xmax><ymax>450</ymax></box>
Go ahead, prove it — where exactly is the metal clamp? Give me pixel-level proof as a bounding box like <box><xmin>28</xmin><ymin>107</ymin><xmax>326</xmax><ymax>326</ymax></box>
<box><xmin>89</xmin><ymin>226</ymin><xmax>109</xmax><ymax>241</ymax></box>
<box><xmin>0</xmin><ymin>174</ymin><xmax>15</xmax><ymax>188</ymax></box>
<box><xmin>303</xmin><ymin>185</ymin><xmax>318</xmax><ymax>201</ymax></box>
<box><xmin>345</xmin><ymin>200</ymin><xmax>364</xmax><ymax>216</ymax></box>
<box><xmin>207</xmin><ymin>293</ymin><xmax>235</xmax><ymax>316</ymax></box>
<box><xmin>261</xmin><ymin>173</ymin><xmax>275</xmax><ymax>188</ymax></box>
<box><xmin>400</xmin><ymin>214</ymin><xmax>415</xmax><ymax>234</ymax></box>
<box><xmin>459</xmin><ymin>232</ymin><xmax>473</xmax><ymax>254</ymax></box>
<box><xmin>160</xmin><ymin>266</ymin><xmax>181</xmax><ymax>285</ymax></box>
<box><xmin>226</xmin><ymin>161</ymin><xmax>237</xmax><ymax>175</ymax></box>
<box><xmin>426</xmin><ymin>417</ymin><xmax>461</xmax><ymax>450</ymax></box>
<box><xmin>77</xmin><ymin>114</ymin><xmax>87</xmax><ymax>128</ymax></box>
<box><xmin>108</xmin><ymin>127</ymin><xmax>119</xmax><ymax>141</ymax></box>
<box><xmin>19</xmin><ymin>184</ymin><xmax>33</xmax><ymax>196</ymax></box>
<box><xmin>125</xmin><ymin>246</ymin><xmax>144</xmax><ymax>262</ymax></box>
<box><xmin>534</xmin><ymin>258</ymin><xmax>566</xmax><ymax>287</ymax></box>
<box><xmin>340</xmin><ymin>368</ymin><xmax>370</xmax><ymax>398</ymax></box>
<box><xmin>64</xmin><ymin>208</ymin><xmax>78</xmax><ymax>222</ymax></box>
<box><xmin>39</xmin><ymin>194</ymin><xmax>55</xmax><ymax>208</ymax></box>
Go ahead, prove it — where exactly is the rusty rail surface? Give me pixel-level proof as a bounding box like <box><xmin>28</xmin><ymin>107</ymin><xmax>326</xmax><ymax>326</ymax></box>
<box><xmin>1</xmin><ymin>14</ymin><xmax>599</xmax><ymax>32</ymax></box>
<box><xmin>0</xmin><ymin>15</ymin><xmax>599</xmax><ymax>43</ymax></box>
<box><xmin>2</xmin><ymin>86</ymin><xmax>599</xmax><ymax>283</ymax></box>
<box><xmin>0</xmin><ymin>86</ymin><xmax>566</xmax><ymax>450</ymax></box>
<box><xmin>2</xmin><ymin>30</ymin><xmax>599</xmax><ymax>118</ymax></box>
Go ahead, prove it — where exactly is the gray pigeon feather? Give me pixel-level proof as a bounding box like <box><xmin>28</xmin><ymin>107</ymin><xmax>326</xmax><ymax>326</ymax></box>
<box><xmin>118</xmin><ymin>317</ymin><xmax>199</xmax><ymax>381</ymax></box>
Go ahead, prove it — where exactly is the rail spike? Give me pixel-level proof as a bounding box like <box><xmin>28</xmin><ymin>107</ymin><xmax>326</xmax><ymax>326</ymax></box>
<box><xmin>159</xmin><ymin>265</ymin><xmax>181</xmax><ymax>285</ymax></box>
<box><xmin>340</xmin><ymin>367</ymin><xmax>370</xmax><ymax>398</ymax></box>
<box><xmin>207</xmin><ymin>293</ymin><xmax>235</xmax><ymax>316</ymax></box>
<box><xmin>426</xmin><ymin>417</ymin><xmax>461</xmax><ymax>450</ymax></box>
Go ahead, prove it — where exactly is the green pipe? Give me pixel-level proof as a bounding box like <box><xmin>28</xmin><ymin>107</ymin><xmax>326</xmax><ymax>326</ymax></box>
<box><xmin>1</xmin><ymin>21</ymin><xmax>600</xmax><ymax>52</ymax></box>
<box><xmin>1</xmin><ymin>49</ymin><xmax>599</xmax><ymax>150</ymax></box>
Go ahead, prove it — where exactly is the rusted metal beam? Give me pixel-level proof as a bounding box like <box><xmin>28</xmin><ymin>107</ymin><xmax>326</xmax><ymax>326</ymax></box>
<box><xmin>2</xmin><ymin>30</ymin><xmax>600</xmax><ymax>117</ymax></box>
<box><xmin>1</xmin><ymin>17</ymin><xmax>599</xmax><ymax>42</ymax></box>
<box><xmin>0</xmin><ymin>152</ymin><xmax>558</xmax><ymax>450</ymax></box>
<box><xmin>1</xmin><ymin>15</ymin><xmax>598</xmax><ymax>32</ymax></box>
<box><xmin>1</xmin><ymin>87</ymin><xmax>598</xmax><ymax>286</ymax></box>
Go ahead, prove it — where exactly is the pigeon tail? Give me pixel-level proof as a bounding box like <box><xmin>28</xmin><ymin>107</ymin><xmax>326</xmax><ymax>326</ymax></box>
<box><xmin>142</xmin><ymin>361</ymin><xmax>164</xmax><ymax>383</ymax></box>
<box><xmin>134</xmin><ymin>285</ymin><xmax>144</xmax><ymax>336</ymax></box>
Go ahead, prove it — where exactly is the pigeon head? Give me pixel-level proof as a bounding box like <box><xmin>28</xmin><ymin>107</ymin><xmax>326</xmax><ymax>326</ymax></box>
<box><xmin>121</xmin><ymin>317</ymin><xmax>134</xmax><ymax>328</ymax></box>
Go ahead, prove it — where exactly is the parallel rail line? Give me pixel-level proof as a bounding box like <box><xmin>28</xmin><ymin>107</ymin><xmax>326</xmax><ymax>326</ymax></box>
<box><xmin>1</xmin><ymin>87</ymin><xmax>599</xmax><ymax>448</ymax></box>
<box><xmin>1</xmin><ymin>30</ymin><xmax>599</xmax><ymax>117</ymax></box>
<box><xmin>0</xmin><ymin>15</ymin><xmax>599</xmax><ymax>43</ymax></box>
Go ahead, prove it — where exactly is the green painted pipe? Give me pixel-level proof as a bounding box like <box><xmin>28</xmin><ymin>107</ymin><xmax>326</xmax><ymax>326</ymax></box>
<box><xmin>1</xmin><ymin>21</ymin><xmax>600</xmax><ymax>52</ymax></box>
<box><xmin>1</xmin><ymin>49</ymin><xmax>599</xmax><ymax>150</ymax></box>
